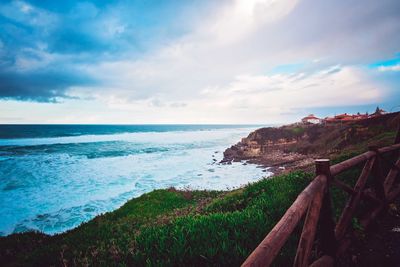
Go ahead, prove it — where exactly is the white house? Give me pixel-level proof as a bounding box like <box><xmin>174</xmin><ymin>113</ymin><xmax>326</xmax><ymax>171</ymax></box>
<box><xmin>301</xmin><ymin>114</ymin><xmax>321</xmax><ymax>124</ymax></box>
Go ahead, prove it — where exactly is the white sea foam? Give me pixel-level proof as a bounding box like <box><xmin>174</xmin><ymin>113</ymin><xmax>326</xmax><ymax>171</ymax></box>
<box><xmin>0</xmin><ymin>127</ymin><xmax>271</xmax><ymax>235</ymax></box>
<box><xmin>0</xmin><ymin>127</ymin><xmax>254</xmax><ymax>146</ymax></box>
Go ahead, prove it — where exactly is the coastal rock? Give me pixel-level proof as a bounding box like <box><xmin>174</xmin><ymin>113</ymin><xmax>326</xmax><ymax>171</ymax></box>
<box><xmin>222</xmin><ymin>112</ymin><xmax>400</xmax><ymax>171</ymax></box>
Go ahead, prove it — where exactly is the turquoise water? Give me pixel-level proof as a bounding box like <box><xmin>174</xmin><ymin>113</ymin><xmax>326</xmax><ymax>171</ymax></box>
<box><xmin>0</xmin><ymin>124</ymin><xmax>257</xmax><ymax>139</ymax></box>
<box><xmin>0</xmin><ymin>125</ymin><xmax>271</xmax><ymax>236</ymax></box>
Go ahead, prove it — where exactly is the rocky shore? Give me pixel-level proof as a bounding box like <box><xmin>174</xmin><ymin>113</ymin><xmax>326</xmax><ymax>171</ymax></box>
<box><xmin>222</xmin><ymin>112</ymin><xmax>400</xmax><ymax>174</ymax></box>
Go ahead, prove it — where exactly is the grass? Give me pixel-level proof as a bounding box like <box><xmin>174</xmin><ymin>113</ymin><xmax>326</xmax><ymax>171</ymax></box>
<box><xmin>1</xmin><ymin>148</ymin><xmax>393</xmax><ymax>266</ymax></box>
<box><xmin>131</xmin><ymin>171</ymin><xmax>311</xmax><ymax>267</ymax></box>
<box><xmin>0</xmin><ymin>172</ymin><xmax>312</xmax><ymax>266</ymax></box>
<box><xmin>291</xmin><ymin>126</ymin><xmax>306</xmax><ymax>136</ymax></box>
<box><xmin>341</xmin><ymin>130</ymin><xmax>397</xmax><ymax>156</ymax></box>
<box><xmin>0</xmin><ymin>189</ymin><xmax>216</xmax><ymax>266</ymax></box>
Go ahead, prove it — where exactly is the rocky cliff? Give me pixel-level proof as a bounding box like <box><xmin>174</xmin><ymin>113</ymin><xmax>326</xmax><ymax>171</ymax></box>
<box><xmin>223</xmin><ymin>112</ymin><xmax>400</xmax><ymax>171</ymax></box>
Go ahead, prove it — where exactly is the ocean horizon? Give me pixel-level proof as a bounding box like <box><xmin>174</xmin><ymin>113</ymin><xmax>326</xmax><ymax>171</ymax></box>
<box><xmin>0</xmin><ymin>124</ymin><xmax>272</xmax><ymax>236</ymax></box>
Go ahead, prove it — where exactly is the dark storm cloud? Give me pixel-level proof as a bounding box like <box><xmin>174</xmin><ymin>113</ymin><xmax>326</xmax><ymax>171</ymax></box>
<box><xmin>0</xmin><ymin>0</ymin><xmax>192</xmax><ymax>102</ymax></box>
<box><xmin>0</xmin><ymin>68</ymin><xmax>96</xmax><ymax>102</ymax></box>
<box><xmin>0</xmin><ymin>1</ymin><xmax>100</xmax><ymax>102</ymax></box>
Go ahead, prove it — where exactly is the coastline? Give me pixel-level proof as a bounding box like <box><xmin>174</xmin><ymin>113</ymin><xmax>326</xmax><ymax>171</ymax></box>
<box><xmin>0</xmin><ymin>126</ymin><xmax>269</xmax><ymax>237</ymax></box>
<box><xmin>221</xmin><ymin>112</ymin><xmax>400</xmax><ymax>174</ymax></box>
<box><xmin>1</xmin><ymin>113</ymin><xmax>399</xmax><ymax>266</ymax></box>
<box><xmin>0</xmin><ymin>171</ymin><xmax>312</xmax><ymax>266</ymax></box>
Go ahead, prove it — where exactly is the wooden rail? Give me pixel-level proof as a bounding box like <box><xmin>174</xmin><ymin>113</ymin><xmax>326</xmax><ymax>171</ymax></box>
<box><xmin>242</xmin><ymin>126</ymin><xmax>400</xmax><ymax>267</ymax></box>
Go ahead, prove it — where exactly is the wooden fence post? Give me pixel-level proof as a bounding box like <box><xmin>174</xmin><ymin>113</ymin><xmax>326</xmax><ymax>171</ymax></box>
<box><xmin>315</xmin><ymin>159</ymin><xmax>337</xmax><ymax>257</ymax></box>
<box><xmin>369</xmin><ymin>146</ymin><xmax>386</xmax><ymax>201</ymax></box>
<box><xmin>335</xmin><ymin>157</ymin><xmax>376</xmax><ymax>241</ymax></box>
<box><xmin>294</xmin><ymin>175</ymin><xmax>327</xmax><ymax>267</ymax></box>
<box><xmin>357</xmin><ymin>146</ymin><xmax>388</xmax><ymax>230</ymax></box>
<box><xmin>383</xmin><ymin>124</ymin><xmax>400</xmax><ymax>193</ymax></box>
<box><xmin>395</xmin><ymin>124</ymin><xmax>400</xmax><ymax>145</ymax></box>
<box><xmin>316</xmin><ymin>159</ymin><xmax>331</xmax><ymax>178</ymax></box>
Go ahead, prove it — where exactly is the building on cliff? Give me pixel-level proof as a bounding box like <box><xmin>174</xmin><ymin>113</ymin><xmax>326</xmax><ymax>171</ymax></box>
<box><xmin>322</xmin><ymin>107</ymin><xmax>386</xmax><ymax>124</ymax></box>
<box><xmin>301</xmin><ymin>107</ymin><xmax>388</xmax><ymax>125</ymax></box>
<box><xmin>324</xmin><ymin>113</ymin><xmax>365</xmax><ymax>124</ymax></box>
<box><xmin>301</xmin><ymin>114</ymin><xmax>321</xmax><ymax>124</ymax></box>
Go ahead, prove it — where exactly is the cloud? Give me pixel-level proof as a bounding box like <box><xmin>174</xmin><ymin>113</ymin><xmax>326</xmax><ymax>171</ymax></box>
<box><xmin>201</xmin><ymin>66</ymin><xmax>383</xmax><ymax>108</ymax></box>
<box><xmin>0</xmin><ymin>67</ymin><xmax>95</xmax><ymax>102</ymax></box>
<box><xmin>201</xmin><ymin>0</ymin><xmax>299</xmax><ymax>44</ymax></box>
<box><xmin>78</xmin><ymin>0</ymin><xmax>399</xmax><ymax>105</ymax></box>
<box><xmin>0</xmin><ymin>0</ymin><xmax>200</xmax><ymax>102</ymax></box>
<box><xmin>378</xmin><ymin>64</ymin><xmax>400</xmax><ymax>72</ymax></box>
<box><xmin>0</xmin><ymin>0</ymin><xmax>399</xmax><ymax>123</ymax></box>
<box><xmin>81</xmin><ymin>65</ymin><xmax>384</xmax><ymax>124</ymax></box>
<box><xmin>0</xmin><ymin>0</ymin><xmax>58</xmax><ymax>27</ymax></box>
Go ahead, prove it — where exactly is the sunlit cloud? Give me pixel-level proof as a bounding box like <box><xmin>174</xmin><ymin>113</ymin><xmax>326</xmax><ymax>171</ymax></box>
<box><xmin>0</xmin><ymin>0</ymin><xmax>399</xmax><ymax>123</ymax></box>
<box><xmin>378</xmin><ymin>64</ymin><xmax>400</xmax><ymax>72</ymax></box>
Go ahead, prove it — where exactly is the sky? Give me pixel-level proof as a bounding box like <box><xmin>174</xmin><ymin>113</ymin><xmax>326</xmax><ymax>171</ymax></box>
<box><xmin>0</xmin><ymin>0</ymin><xmax>399</xmax><ymax>124</ymax></box>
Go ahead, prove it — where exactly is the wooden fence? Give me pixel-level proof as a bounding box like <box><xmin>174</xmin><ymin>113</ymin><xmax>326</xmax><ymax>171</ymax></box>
<box><xmin>242</xmin><ymin>126</ymin><xmax>400</xmax><ymax>267</ymax></box>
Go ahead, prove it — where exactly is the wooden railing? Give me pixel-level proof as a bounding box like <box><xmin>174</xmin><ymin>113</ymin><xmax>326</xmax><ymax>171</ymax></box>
<box><xmin>242</xmin><ymin>126</ymin><xmax>400</xmax><ymax>267</ymax></box>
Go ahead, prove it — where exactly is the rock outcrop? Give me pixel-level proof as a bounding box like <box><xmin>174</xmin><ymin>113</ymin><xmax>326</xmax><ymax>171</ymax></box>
<box><xmin>222</xmin><ymin>112</ymin><xmax>400</xmax><ymax>171</ymax></box>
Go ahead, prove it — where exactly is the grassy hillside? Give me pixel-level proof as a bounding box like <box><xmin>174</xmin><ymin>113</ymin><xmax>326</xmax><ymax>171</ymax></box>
<box><xmin>0</xmin><ymin>164</ymin><xmax>372</xmax><ymax>267</ymax></box>
<box><xmin>1</xmin><ymin>172</ymin><xmax>312</xmax><ymax>266</ymax></box>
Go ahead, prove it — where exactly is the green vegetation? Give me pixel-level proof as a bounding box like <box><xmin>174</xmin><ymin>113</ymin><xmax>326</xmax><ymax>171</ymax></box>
<box><xmin>2</xmin><ymin>114</ymin><xmax>398</xmax><ymax>266</ymax></box>
<box><xmin>0</xmin><ymin>149</ymin><xmax>392</xmax><ymax>266</ymax></box>
<box><xmin>0</xmin><ymin>172</ymin><xmax>312</xmax><ymax>266</ymax></box>
<box><xmin>291</xmin><ymin>126</ymin><xmax>305</xmax><ymax>136</ymax></box>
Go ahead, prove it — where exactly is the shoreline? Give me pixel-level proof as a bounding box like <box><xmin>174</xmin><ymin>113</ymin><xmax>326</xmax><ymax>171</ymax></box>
<box><xmin>221</xmin><ymin>112</ymin><xmax>400</xmax><ymax>175</ymax></box>
<box><xmin>0</xmin><ymin>160</ymin><xmax>272</xmax><ymax>238</ymax></box>
<box><xmin>0</xmin><ymin>126</ymin><xmax>269</xmax><ymax>237</ymax></box>
<box><xmin>0</xmin><ymin>171</ymin><xmax>312</xmax><ymax>266</ymax></box>
<box><xmin>1</xmin><ymin>113</ymin><xmax>399</xmax><ymax>265</ymax></box>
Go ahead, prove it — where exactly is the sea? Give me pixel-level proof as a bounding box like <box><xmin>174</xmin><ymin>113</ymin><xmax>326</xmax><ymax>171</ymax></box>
<box><xmin>0</xmin><ymin>124</ymin><xmax>272</xmax><ymax>236</ymax></box>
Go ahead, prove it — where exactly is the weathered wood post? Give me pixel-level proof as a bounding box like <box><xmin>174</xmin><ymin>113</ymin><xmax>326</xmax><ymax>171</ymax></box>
<box><xmin>316</xmin><ymin>159</ymin><xmax>330</xmax><ymax>178</ymax></box>
<box><xmin>294</xmin><ymin>167</ymin><xmax>327</xmax><ymax>267</ymax></box>
<box><xmin>395</xmin><ymin>124</ymin><xmax>400</xmax><ymax>145</ymax></box>
<box><xmin>335</xmin><ymin>156</ymin><xmax>376</xmax><ymax>241</ymax></box>
<box><xmin>369</xmin><ymin>146</ymin><xmax>386</xmax><ymax>201</ymax></box>
<box><xmin>315</xmin><ymin>159</ymin><xmax>337</xmax><ymax>258</ymax></box>
<box><xmin>383</xmin><ymin>124</ymin><xmax>400</xmax><ymax>193</ymax></box>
